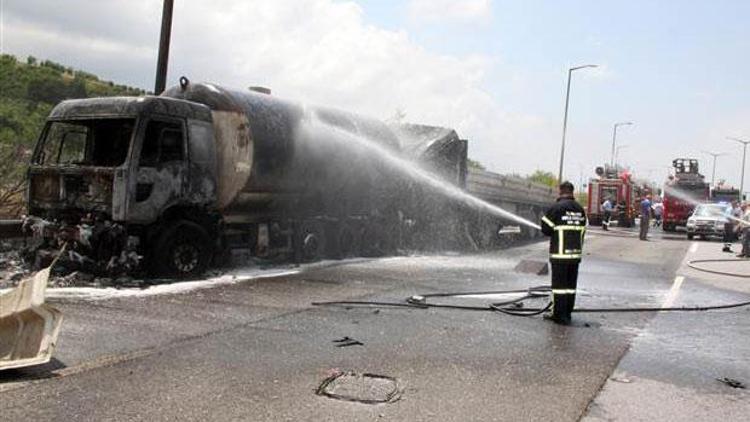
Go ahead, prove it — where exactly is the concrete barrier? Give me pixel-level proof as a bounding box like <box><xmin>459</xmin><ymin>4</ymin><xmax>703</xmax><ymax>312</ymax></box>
<box><xmin>0</xmin><ymin>268</ymin><xmax>63</xmax><ymax>371</ymax></box>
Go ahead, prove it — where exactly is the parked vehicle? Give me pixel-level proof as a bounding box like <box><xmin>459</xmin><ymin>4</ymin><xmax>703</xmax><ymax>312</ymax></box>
<box><xmin>587</xmin><ymin>165</ymin><xmax>636</xmax><ymax>227</ymax></box>
<box><xmin>663</xmin><ymin>158</ymin><xmax>710</xmax><ymax>232</ymax></box>
<box><xmin>686</xmin><ymin>203</ymin><xmax>731</xmax><ymax>240</ymax></box>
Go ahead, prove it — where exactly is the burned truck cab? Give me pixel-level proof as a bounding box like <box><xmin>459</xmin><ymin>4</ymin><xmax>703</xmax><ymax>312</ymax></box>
<box><xmin>27</xmin><ymin>96</ymin><xmax>218</xmax><ymax>275</ymax></box>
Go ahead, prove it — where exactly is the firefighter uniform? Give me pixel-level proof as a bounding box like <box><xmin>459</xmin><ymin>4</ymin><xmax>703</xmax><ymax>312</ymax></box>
<box><xmin>540</xmin><ymin>195</ymin><xmax>587</xmax><ymax>324</ymax></box>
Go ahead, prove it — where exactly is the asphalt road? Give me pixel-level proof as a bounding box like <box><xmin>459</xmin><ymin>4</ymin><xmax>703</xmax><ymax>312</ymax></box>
<box><xmin>1</xmin><ymin>227</ymin><xmax>748</xmax><ymax>421</ymax></box>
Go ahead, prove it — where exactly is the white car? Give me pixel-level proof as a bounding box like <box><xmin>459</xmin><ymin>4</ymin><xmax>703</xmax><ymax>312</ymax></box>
<box><xmin>686</xmin><ymin>203</ymin><xmax>732</xmax><ymax>240</ymax></box>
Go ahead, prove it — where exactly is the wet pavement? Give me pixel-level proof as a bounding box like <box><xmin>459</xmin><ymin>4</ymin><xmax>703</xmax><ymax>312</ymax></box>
<box><xmin>1</xmin><ymin>226</ymin><xmax>748</xmax><ymax>421</ymax></box>
<box><xmin>583</xmin><ymin>235</ymin><xmax>750</xmax><ymax>421</ymax></box>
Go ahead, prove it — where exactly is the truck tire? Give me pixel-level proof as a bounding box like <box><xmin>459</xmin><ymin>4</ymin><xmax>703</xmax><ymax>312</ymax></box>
<box><xmin>361</xmin><ymin>221</ymin><xmax>395</xmax><ymax>257</ymax></box>
<box><xmin>335</xmin><ymin>221</ymin><xmax>360</xmax><ymax>258</ymax></box>
<box><xmin>687</xmin><ymin>233</ymin><xmax>694</xmax><ymax>240</ymax></box>
<box><xmin>153</xmin><ymin>220</ymin><xmax>212</xmax><ymax>277</ymax></box>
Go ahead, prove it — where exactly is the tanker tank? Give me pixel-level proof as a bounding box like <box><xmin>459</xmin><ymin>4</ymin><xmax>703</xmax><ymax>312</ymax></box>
<box><xmin>162</xmin><ymin>81</ymin><xmax>405</xmax><ymax>221</ymax></box>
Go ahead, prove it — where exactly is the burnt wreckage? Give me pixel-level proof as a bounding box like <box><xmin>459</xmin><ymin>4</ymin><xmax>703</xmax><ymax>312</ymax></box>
<box><xmin>22</xmin><ymin>78</ymin><xmax>536</xmax><ymax>277</ymax></box>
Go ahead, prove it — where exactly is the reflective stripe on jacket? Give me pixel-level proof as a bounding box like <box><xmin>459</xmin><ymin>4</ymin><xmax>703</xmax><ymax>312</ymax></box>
<box><xmin>540</xmin><ymin>196</ymin><xmax>587</xmax><ymax>263</ymax></box>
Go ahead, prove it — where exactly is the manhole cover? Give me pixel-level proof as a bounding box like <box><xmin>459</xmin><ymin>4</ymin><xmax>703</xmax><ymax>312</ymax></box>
<box><xmin>317</xmin><ymin>371</ymin><xmax>402</xmax><ymax>404</ymax></box>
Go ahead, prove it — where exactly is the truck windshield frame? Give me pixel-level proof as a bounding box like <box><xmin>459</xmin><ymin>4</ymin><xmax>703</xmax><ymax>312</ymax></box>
<box><xmin>34</xmin><ymin>118</ymin><xmax>136</xmax><ymax>167</ymax></box>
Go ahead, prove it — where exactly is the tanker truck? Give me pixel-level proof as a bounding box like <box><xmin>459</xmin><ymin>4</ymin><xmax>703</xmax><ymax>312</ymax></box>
<box><xmin>22</xmin><ymin>78</ymin><xmax>467</xmax><ymax>276</ymax></box>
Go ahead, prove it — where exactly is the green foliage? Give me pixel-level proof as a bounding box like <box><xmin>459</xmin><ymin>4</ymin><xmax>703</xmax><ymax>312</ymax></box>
<box><xmin>527</xmin><ymin>170</ymin><xmax>559</xmax><ymax>188</ymax></box>
<box><xmin>0</xmin><ymin>54</ymin><xmax>146</xmax><ymax>217</ymax></box>
<box><xmin>467</xmin><ymin>158</ymin><xmax>486</xmax><ymax>171</ymax></box>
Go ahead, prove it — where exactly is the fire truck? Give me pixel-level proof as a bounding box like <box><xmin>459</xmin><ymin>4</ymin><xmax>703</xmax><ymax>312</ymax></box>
<box><xmin>587</xmin><ymin>165</ymin><xmax>636</xmax><ymax>228</ymax></box>
<box><xmin>710</xmin><ymin>185</ymin><xmax>741</xmax><ymax>203</ymax></box>
<box><xmin>662</xmin><ymin>158</ymin><xmax>710</xmax><ymax>232</ymax></box>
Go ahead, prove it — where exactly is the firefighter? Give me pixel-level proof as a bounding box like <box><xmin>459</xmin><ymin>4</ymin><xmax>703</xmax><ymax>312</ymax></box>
<box><xmin>601</xmin><ymin>197</ymin><xmax>613</xmax><ymax>230</ymax></box>
<box><xmin>540</xmin><ymin>181</ymin><xmax>587</xmax><ymax>325</ymax></box>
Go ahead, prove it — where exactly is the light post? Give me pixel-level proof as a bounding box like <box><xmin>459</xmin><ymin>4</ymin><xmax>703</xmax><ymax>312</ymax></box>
<box><xmin>701</xmin><ymin>150</ymin><xmax>727</xmax><ymax>187</ymax></box>
<box><xmin>154</xmin><ymin>0</ymin><xmax>174</xmax><ymax>95</ymax></box>
<box><xmin>610</xmin><ymin>122</ymin><xmax>633</xmax><ymax>167</ymax></box>
<box><xmin>557</xmin><ymin>64</ymin><xmax>598</xmax><ymax>184</ymax></box>
<box><xmin>727</xmin><ymin>136</ymin><xmax>750</xmax><ymax>198</ymax></box>
<box><xmin>614</xmin><ymin>144</ymin><xmax>629</xmax><ymax>167</ymax></box>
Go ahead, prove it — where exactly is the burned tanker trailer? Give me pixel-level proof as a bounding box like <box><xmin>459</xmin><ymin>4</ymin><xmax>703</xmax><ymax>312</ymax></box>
<box><xmin>23</xmin><ymin>78</ymin><xmax>467</xmax><ymax>276</ymax></box>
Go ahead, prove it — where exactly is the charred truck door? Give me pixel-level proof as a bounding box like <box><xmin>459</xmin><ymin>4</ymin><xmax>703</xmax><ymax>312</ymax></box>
<box><xmin>126</xmin><ymin>117</ymin><xmax>187</xmax><ymax>223</ymax></box>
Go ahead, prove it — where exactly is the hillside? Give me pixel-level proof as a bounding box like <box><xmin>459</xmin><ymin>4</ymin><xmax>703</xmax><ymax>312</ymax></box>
<box><xmin>0</xmin><ymin>54</ymin><xmax>147</xmax><ymax>217</ymax></box>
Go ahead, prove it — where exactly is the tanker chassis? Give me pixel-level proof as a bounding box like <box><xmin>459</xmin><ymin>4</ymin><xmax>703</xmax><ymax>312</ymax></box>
<box><xmin>21</xmin><ymin>79</ymin><xmax>469</xmax><ymax>277</ymax></box>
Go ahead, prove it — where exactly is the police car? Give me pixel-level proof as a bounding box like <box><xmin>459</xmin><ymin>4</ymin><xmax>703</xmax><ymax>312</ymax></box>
<box><xmin>686</xmin><ymin>203</ymin><xmax>732</xmax><ymax>240</ymax></box>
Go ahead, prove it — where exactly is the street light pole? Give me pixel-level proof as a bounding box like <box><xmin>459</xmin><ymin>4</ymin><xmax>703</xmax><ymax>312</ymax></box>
<box><xmin>701</xmin><ymin>150</ymin><xmax>727</xmax><ymax>187</ymax></box>
<box><xmin>614</xmin><ymin>144</ymin><xmax>629</xmax><ymax>167</ymax></box>
<box><xmin>728</xmin><ymin>137</ymin><xmax>750</xmax><ymax>198</ymax></box>
<box><xmin>154</xmin><ymin>0</ymin><xmax>174</xmax><ymax>95</ymax></box>
<box><xmin>610</xmin><ymin>121</ymin><xmax>633</xmax><ymax>167</ymax></box>
<box><xmin>557</xmin><ymin>64</ymin><xmax>597</xmax><ymax>184</ymax></box>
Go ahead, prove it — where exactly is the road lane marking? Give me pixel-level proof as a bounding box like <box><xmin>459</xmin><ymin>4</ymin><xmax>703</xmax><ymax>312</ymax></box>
<box><xmin>689</xmin><ymin>242</ymin><xmax>699</xmax><ymax>253</ymax></box>
<box><xmin>662</xmin><ymin>276</ymin><xmax>684</xmax><ymax>308</ymax></box>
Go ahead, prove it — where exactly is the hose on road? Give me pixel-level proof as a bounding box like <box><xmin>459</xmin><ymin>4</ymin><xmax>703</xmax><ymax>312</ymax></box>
<box><xmin>686</xmin><ymin>258</ymin><xmax>750</xmax><ymax>278</ymax></box>
<box><xmin>312</xmin><ymin>284</ymin><xmax>750</xmax><ymax>316</ymax></box>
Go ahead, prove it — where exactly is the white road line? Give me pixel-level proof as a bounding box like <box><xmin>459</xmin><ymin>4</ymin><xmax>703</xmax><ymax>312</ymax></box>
<box><xmin>662</xmin><ymin>276</ymin><xmax>684</xmax><ymax>308</ymax></box>
<box><xmin>689</xmin><ymin>242</ymin><xmax>699</xmax><ymax>253</ymax></box>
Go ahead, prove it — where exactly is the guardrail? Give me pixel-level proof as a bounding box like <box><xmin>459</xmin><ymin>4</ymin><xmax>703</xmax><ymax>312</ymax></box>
<box><xmin>466</xmin><ymin>168</ymin><xmax>556</xmax><ymax>207</ymax></box>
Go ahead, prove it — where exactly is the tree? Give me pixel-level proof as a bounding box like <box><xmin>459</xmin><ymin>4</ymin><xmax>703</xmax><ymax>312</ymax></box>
<box><xmin>467</xmin><ymin>158</ymin><xmax>485</xmax><ymax>171</ymax></box>
<box><xmin>527</xmin><ymin>170</ymin><xmax>558</xmax><ymax>188</ymax></box>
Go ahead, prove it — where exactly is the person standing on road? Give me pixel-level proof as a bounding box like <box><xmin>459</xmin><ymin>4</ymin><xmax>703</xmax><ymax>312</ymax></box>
<box><xmin>652</xmin><ymin>198</ymin><xmax>663</xmax><ymax>228</ymax></box>
<box><xmin>639</xmin><ymin>195</ymin><xmax>652</xmax><ymax>240</ymax></box>
<box><xmin>601</xmin><ymin>198</ymin><xmax>613</xmax><ymax>231</ymax></box>
<box><xmin>738</xmin><ymin>204</ymin><xmax>750</xmax><ymax>258</ymax></box>
<box><xmin>540</xmin><ymin>181</ymin><xmax>586</xmax><ymax>325</ymax></box>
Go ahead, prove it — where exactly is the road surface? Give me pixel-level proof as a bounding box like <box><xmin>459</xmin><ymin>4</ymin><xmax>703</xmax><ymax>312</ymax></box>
<box><xmin>1</xmin><ymin>227</ymin><xmax>748</xmax><ymax>421</ymax></box>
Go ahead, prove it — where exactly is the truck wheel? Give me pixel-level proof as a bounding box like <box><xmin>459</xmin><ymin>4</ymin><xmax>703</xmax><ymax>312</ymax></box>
<box><xmin>361</xmin><ymin>221</ymin><xmax>395</xmax><ymax>257</ymax></box>
<box><xmin>687</xmin><ymin>233</ymin><xmax>694</xmax><ymax>240</ymax></box>
<box><xmin>154</xmin><ymin>220</ymin><xmax>212</xmax><ymax>277</ymax></box>
<box><xmin>335</xmin><ymin>222</ymin><xmax>360</xmax><ymax>258</ymax></box>
<box><xmin>300</xmin><ymin>220</ymin><xmax>326</xmax><ymax>262</ymax></box>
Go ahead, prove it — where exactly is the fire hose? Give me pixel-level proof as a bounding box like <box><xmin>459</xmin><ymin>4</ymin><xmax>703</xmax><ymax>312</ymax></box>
<box><xmin>686</xmin><ymin>258</ymin><xmax>750</xmax><ymax>278</ymax></box>
<box><xmin>312</xmin><ymin>285</ymin><xmax>750</xmax><ymax>315</ymax></box>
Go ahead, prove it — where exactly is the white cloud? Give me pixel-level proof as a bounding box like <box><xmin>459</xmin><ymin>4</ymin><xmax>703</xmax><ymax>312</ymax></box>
<box><xmin>407</xmin><ymin>0</ymin><xmax>492</xmax><ymax>23</ymax></box>
<box><xmin>1</xmin><ymin>0</ymin><xmax>551</xmax><ymax>174</ymax></box>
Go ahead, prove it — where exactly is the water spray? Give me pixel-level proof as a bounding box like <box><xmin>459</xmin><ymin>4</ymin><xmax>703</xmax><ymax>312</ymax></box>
<box><xmin>301</xmin><ymin>115</ymin><xmax>542</xmax><ymax>231</ymax></box>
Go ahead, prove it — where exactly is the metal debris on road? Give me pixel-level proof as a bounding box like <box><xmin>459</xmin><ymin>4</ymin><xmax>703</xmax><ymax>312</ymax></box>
<box><xmin>717</xmin><ymin>377</ymin><xmax>746</xmax><ymax>389</ymax></box>
<box><xmin>332</xmin><ymin>336</ymin><xmax>364</xmax><ymax>347</ymax></box>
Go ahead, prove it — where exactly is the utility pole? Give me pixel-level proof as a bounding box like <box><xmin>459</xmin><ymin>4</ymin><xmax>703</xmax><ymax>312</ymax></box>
<box><xmin>701</xmin><ymin>150</ymin><xmax>727</xmax><ymax>187</ymax></box>
<box><xmin>610</xmin><ymin>122</ymin><xmax>633</xmax><ymax>167</ymax></box>
<box><xmin>727</xmin><ymin>137</ymin><xmax>750</xmax><ymax>198</ymax></box>
<box><xmin>557</xmin><ymin>64</ymin><xmax>597</xmax><ymax>184</ymax></box>
<box><xmin>614</xmin><ymin>144</ymin><xmax>629</xmax><ymax>167</ymax></box>
<box><xmin>154</xmin><ymin>0</ymin><xmax>174</xmax><ymax>95</ymax></box>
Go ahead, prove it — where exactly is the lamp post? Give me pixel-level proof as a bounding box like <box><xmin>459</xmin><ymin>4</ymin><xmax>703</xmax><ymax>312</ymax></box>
<box><xmin>610</xmin><ymin>122</ymin><xmax>633</xmax><ymax>167</ymax></box>
<box><xmin>614</xmin><ymin>144</ymin><xmax>629</xmax><ymax>167</ymax></box>
<box><xmin>154</xmin><ymin>0</ymin><xmax>174</xmax><ymax>95</ymax></box>
<box><xmin>701</xmin><ymin>150</ymin><xmax>727</xmax><ymax>187</ymax></box>
<box><xmin>727</xmin><ymin>136</ymin><xmax>750</xmax><ymax>198</ymax></box>
<box><xmin>557</xmin><ymin>64</ymin><xmax>598</xmax><ymax>184</ymax></box>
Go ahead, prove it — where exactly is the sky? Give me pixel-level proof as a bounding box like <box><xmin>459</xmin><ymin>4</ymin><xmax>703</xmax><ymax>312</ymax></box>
<box><xmin>1</xmin><ymin>0</ymin><xmax>749</xmax><ymax>190</ymax></box>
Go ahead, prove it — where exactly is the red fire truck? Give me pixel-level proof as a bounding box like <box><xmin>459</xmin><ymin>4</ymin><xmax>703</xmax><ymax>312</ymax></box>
<box><xmin>587</xmin><ymin>166</ymin><xmax>636</xmax><ymax>228</ymax></box>
<box><xmin>662</xmin><ymin>158</ymin><xmax>710</xmax><ymax>232</ymax></box>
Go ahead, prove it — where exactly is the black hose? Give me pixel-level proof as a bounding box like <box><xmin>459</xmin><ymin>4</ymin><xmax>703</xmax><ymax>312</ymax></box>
<box><xmin>686</xmin><ymin>258</ymin><xmax>750</xmax><ymax>278</ymax></box>
<box><xmin>312</xmin><ymin>284</ymin><xmax>750</xmax><ymax>316</ymax></box>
